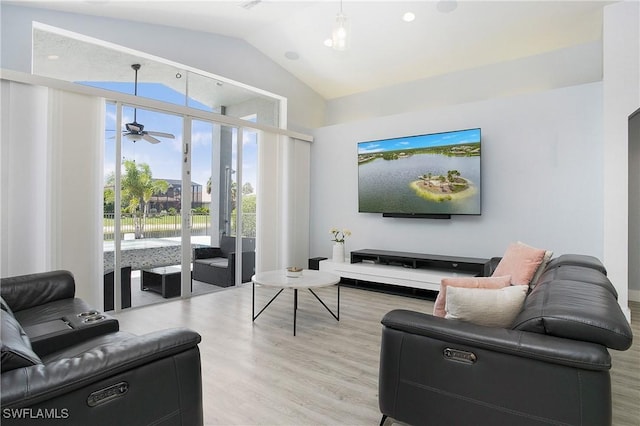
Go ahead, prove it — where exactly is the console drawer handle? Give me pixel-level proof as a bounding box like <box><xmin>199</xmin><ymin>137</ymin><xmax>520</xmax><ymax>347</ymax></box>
<box><xmin>444</xmin><ymin>348</ymin><xmax>477</xmax><ymax>364</ymax></box>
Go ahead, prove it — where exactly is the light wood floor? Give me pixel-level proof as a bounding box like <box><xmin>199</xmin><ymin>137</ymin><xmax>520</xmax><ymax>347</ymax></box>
<box><xmin>112</xmin><ymin>285</ymin><xmax>640</xmax><ymax>426</ymax></box>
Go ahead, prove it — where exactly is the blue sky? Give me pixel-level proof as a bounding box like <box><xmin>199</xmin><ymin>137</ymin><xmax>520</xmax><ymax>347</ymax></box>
<box><xmin>358</xmin><ymin>128</ymin><xmax>480</xmax><ymax>154</ymax></box>
<box><xmin>99</xmin><ymin>82</ymin><xmax>258</xmax><ymax>198</ymax></box>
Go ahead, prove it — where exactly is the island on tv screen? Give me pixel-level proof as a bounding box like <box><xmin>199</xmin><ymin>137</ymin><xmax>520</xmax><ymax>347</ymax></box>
<box><xmin>357</xmin><ymin>128</ymin><xmax>481</xmax><ymax>215</ymax></box>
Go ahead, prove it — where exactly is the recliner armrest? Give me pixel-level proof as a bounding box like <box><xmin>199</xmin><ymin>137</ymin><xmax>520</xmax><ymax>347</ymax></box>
<box><xmin>382</xmin><ymin>309</ymin><xmax>611</xmax><ymax>371</ymax></box>
<box><xmin>1</xmin><ymin>328</ymin><xmax>202</xmax><ymax>408</ymax></box>
<box><xmin>0</xmin><ymin>271</ymin><xmax>75</xmax><ymax>312</ymax></box>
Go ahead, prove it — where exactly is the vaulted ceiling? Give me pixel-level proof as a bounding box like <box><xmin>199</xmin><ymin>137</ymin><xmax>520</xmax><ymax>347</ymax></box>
<box><xmin>8</xmin><ymin>0</ymin><xmax>615</xmax><ymax>99</ymax></box>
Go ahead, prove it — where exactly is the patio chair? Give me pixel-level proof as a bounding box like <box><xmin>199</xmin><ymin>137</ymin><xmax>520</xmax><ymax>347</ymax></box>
<box><xmin>192</xmin><ymin>236</ymin><xmax>255</xmax><ymax>287</ymax></box>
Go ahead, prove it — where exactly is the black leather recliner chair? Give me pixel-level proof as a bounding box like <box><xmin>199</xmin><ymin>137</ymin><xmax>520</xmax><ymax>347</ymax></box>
<box><xmin>378</xmin><ymin>255</ymin><xmax>633</xmax><ymax>426</ymax></box>
<box><xmin>1</xmin><ymin>270</ymin><xmax>204</xmax><ymax>426</ymax></box>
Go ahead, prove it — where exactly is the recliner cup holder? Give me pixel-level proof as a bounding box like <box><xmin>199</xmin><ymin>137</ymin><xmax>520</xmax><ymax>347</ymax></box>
<box><xmin>78</xmin><ymin>310</ymin><xmax>100</xmax><ymax>318</ymax></box>
<box><xmin>83</xmin><ymin>315</ymin><xmax>106</xmax><ymax>323</ymax></box>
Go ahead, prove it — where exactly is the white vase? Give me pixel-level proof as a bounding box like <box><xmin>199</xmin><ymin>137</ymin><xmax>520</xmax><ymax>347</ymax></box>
<box><xmin>332</xmin><ymin>242</ymin><xmax>345</xmax><ymax>263</ymax></box>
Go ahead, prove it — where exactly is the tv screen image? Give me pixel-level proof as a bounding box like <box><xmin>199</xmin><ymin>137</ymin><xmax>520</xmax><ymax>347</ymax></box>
<box><xmin>357</xmin><ymin>128</ymin><xmax>481</xmax><ymax>216</ymax></box>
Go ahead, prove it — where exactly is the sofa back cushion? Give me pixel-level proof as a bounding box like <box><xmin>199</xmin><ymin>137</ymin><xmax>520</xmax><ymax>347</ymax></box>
<box><xmin>1</xmin><ymin>311</ymin><xmax>42</xmax><ymax>372</ymax></box>
<box><xmin>1</xmin><ymin>270</ymin><xmax>75</xmax><ymax>312</ymax></box>
<box><xmin>512</xmin><ymin>279</ymin><xmax>633</xmax><ymax>350</ymax></box>
<box><xmin>543</xmin><ymin>254</ymin><xmax>607</xmax><ymax>275</ymax></box>
<box><xmin>536</xmin><ymin>265</ymin><xmax>618</xmax><ymax>299</ymax></box>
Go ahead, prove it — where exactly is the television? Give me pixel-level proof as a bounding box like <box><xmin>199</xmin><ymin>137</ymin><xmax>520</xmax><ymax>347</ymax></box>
<box><xmin>357</xmin><ymin>128</ymin><xmax>481</xmax><ymax>217</ymax></box>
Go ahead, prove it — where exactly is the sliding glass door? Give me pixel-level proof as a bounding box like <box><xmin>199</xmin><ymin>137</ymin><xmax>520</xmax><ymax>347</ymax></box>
<box><xmin>104</xmin><ymin>103</ymin><xmax>188</xmax><ymax>310</ymax></box>
<box><xmin>104</xmin><ymin>104</ymin><xmax>259</xmax><ymax>310</ymax></box>
<box><xmin>190</xmin><ymin>120</ymin><xmax>257</xmax><ymax>290</ymax></box>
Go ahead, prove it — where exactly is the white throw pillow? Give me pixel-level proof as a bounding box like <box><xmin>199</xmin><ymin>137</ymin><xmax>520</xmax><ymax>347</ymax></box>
<box><xmin>445</xmin><ymin>285</ymin><xmax>528</xmax><ymax>328</ymax></box>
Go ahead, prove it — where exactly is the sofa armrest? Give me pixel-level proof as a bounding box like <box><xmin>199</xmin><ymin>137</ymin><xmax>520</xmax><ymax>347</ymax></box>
<box><xmin>380</xmin><ymin>309</ymin><xmax>613</xmax><ymax>426</ymax></box>
<box><xmin>0</xmin><ymin>271</ymin><xmax>75</xmax><ymax>313</ymax></box>
<box><xmin>382</xmin><ymin>309</ymin><xmax>611</xmax><ymax>371</ymax></box>
<box><xmin>1</xmin><ymin>328</ymin><xmax>201</xmax><ymax>408</ymax></box>
<box><xmin>193</xmin><ymin>247</ymin><xmax>224</xmax><ymax>260</ymax></box>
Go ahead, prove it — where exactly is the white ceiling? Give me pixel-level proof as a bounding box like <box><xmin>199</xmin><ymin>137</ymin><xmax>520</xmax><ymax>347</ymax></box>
<box><xmin>9</xmin><ymin>0</ymin><xmax>615</xmax><ymax>100</ymax></box>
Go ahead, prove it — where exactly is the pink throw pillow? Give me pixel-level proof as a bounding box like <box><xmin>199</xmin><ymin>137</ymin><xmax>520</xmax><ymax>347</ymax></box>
<box><xmin>493</xmin><ymin>242</ymin><xmax>547</xmax><ymax>286</ymax></box>
<box><xmin>433</xmin><ymin>275</ymin><xmax>512</xmax><ymax>318</ymax></box>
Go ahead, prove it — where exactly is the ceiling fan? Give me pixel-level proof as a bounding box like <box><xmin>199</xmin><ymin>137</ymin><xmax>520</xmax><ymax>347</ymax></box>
<box><xmin>122</xmin><ymin>63</ymin><xmax>175</xmax><ymax>144</ymax></box>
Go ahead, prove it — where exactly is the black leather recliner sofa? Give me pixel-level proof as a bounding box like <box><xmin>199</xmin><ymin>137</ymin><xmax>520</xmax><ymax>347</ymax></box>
<box><xmin>1</xmin><ymin>270</ymin><xmax>203</xmax><ymax>426</ymax></box>
<box><xmin>379</xmin><ymin>254</ymin><xmax>633</xmax><ymax>426</ymax></box>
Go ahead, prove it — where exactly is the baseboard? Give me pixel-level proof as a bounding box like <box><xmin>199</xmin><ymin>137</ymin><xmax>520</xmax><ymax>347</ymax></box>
<box><xmin>628</xmin><ymin>288</ymin><xmax>640</xmax><ymax>303</ymax></box>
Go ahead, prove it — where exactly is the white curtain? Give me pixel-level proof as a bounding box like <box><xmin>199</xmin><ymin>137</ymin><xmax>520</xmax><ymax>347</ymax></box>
<box><xmin>256</xmin><ymin>133</ymin><xmax>310</xmax><ymax>271</ymax></box>
<box><xmin>0</xmin><ymin>80</ymin><xmax>103</xmax><ymax>306</ymax></box>
<box><xmin>1</xmin><ymin>81</ymin><xmax>50</xmax><ymax>276</ymax></box>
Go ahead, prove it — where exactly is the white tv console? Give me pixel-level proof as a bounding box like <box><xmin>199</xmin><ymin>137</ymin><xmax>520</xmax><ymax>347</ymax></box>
<box><xmin>319</xmin><ymin>249</ymin><xmax>491</xmax><ymax>293</ymax></box>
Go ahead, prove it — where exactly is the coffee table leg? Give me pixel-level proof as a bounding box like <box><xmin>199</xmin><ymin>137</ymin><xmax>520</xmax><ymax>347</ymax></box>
<box><xmin>253</xmin><ymin>282</ymin><xmax>284</xmax><ymax>322</ymax></box>
<box><xmin>293</xmin><ymin>289</ymin><xmax>298</xmax><ymax>336</ymax></box>
<box><xmin>308</xmin><ymin>283</ymin><xmax>340</xmax><ymax>321</ymax></box>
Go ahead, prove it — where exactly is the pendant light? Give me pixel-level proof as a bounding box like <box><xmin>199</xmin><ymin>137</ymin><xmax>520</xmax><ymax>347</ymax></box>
<box><xmin>332</xmin><ymin>0</ymin><xmax>349</xmax><ymax>51</ymax></box>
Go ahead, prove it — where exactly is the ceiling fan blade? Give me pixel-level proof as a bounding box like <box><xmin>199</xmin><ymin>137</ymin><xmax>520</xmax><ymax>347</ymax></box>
<box><xmin>146</xmin><ymin>130</ymin><xmax>175</xmax><ymax>139</ymax></box>
<box><xmin>143</xmin><ymin>134</ymin><xmax>162</xmax><ymax>144</ymax></box>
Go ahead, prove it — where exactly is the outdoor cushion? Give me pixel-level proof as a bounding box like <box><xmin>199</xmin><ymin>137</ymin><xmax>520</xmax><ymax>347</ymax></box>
<box><xmin>195</xmin><ymin>258</ymin><xmax>229</xmax><ymax>268</ymax></box>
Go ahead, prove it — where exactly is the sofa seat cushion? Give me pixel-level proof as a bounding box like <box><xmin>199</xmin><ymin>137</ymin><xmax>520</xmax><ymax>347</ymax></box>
<box><xmin>1</xmin><ymin>311</ymin><xmax>42</xmax><ymax>372</ymax></box>
<box><xmin>194</xmin><ymin>258</ymin><xmax>228</xmax><ymax>268</ymax></box>
<box><xmin>512</xmin><ymin>280</ymin><xmax>633</xmax><ymax>350</ymax></box>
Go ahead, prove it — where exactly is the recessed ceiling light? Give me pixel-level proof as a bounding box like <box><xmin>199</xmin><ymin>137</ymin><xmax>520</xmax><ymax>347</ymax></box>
<box><xmin>324</xmin><ymin>38</ymin><xmax>333</xmax><ymax>48</ymax></box>
<box><xmin>402</xmin><ymin>12</ymin><xmax>416</xmax><ymax>22</ymax></box>
<box><xmin>47</xmin><ymin>55</ymin><xmax>59</xmax><ymax>60</ymax></box>
<box><xmin>285</xmin><ymin>51</ymin><xmax>300</xmax><ymax>60</ymax></box>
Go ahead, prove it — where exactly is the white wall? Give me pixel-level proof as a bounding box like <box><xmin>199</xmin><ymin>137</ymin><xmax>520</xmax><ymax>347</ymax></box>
<box><xmin>0</xmin><ymin>4</ymin><xmax>326</xmax><ymax>134</ymax></box>
<box><xmin>311</xmin><ymin>83</ymin><xmax>604</xmax><ymax>264</ymax></box>
<box><xmin>326</xmin><ymin>41</ymin><xmax>603</xmax><ymax>126</ymax></box>
<box><xmin>602</xmin><ymin>0</ymin><xmax>640</xmax><ymax>313</ymax></box>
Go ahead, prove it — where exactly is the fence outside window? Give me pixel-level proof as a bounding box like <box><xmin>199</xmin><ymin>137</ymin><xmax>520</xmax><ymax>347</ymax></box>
<box><xmin>103</xmin><ymin>213</ymin><xmax>256</xmax><ymax>240</ymax></box>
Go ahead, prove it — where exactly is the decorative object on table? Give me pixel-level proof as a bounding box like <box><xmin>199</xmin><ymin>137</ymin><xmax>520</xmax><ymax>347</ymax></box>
<box><xmin>286</xmin><ymin>267</ymin><xmax>303</xmax><ymax>278</ymax></box>
<box><xmin>330</xmin><ymin>227</ymin><xmax>351</xmax><ymax>263</ymax></box>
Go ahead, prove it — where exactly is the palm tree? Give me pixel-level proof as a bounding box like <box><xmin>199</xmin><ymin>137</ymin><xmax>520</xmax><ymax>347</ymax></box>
<box><xmin>106</xmin><ymin>160</ymin><xmax>169</xmax><ymax>239</ymax></box>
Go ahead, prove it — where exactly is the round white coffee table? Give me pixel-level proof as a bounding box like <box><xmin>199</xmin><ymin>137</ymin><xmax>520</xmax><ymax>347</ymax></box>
<box><xmin>251</xmin><ymin>269</ymin><xmax>340</xmax><ymax>336</ymax></box>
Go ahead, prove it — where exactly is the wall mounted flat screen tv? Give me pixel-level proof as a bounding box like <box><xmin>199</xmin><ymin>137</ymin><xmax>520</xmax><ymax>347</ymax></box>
<box><xmin>358</xmin><ymin>128</ymin><xmax>481</xmax><ymax>217</ymax></box>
